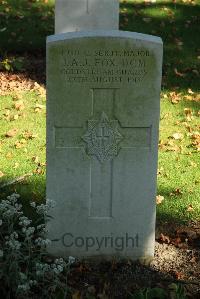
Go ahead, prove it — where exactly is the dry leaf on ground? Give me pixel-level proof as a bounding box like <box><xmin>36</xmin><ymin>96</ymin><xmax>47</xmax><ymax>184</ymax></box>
<box><xmin>160</xmin><ymin>233</ymin><xmax>170</xmax><ymax>244</ymax></box>
<box><xmin>5</xmin><ymin>128</ymin><xmax>18</xmax><ymax>137</ymax></box>
<box><xmin>187</xmin><ymin>204</ymin><xmax>194</xmax><ymax>212</ymax></box>
<box><xmin>156</xmin><ymin>195</ymin><xmax>164</xmax><ymax>204</ymax></box>
<box><xmin>172</xmin><ymin>132</ymin><xmax>184</xmax><ymax>140</ymax></box>
<box><xmin>14</xmin><ymin>100</ymin><xmax>25</xmax><ymax>111</ymax></box>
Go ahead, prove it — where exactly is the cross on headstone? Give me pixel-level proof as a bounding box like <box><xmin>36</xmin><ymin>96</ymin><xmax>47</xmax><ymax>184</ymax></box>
<box><xmin>96</xmin><ymin>126</ymin><xmax>110</xmax><ymax>147</ymax></box>
<box><xmin>55</xmin><ymin>88</ymin><xmax>151</xmax><ymax>218</ymax></box>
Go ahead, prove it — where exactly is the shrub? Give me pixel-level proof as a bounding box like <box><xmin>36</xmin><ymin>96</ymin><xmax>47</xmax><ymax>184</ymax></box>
<box><xmin>0</xmin><ymin>193</ymin><xmax>74</xmax><ymax>299</ymax></box>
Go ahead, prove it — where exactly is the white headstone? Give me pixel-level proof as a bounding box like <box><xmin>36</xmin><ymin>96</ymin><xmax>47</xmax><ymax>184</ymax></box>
<box><xmin>46</xmin><ymin>30</ymin><xmax>163</xmax><ymax>260</ymax></box>
<box><xmin>55</xmin><ymin>0</ymin><xmax>119</xmax><ymax>34</ymax></box>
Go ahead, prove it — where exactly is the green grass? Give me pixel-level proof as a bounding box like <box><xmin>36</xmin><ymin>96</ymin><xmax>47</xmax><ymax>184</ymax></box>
<box><xmin>0</xmin><ymin>91</ymin><xmax>46</xmax><ymax>204</ymax></box>
<box><xmin>157</xmin><ymin>95</ymin><xmax>200</xmax><ymax>223</ymax></box>
<box><xmin>0</xmin><ymin>0</ymin><xmax>199</xmax><ymax>224</ymax></box>
<box><xmin>0</xmin><ymin>0</ymin><xmax>54</xmax><ymax>54</ymax></box>
<box><xmin>120</xmin><ymin>0</ymin><xmax>200</xmax><ymax>92</ymax></box>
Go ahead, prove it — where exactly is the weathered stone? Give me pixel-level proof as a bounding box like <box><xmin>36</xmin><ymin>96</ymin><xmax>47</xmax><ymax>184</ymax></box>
<box><xmin>46</xmin><ymin>30</ymin><xmax>163</xmax><ymax>259</ymax></box>
<box><xmin>55</xmin><ymin>0</ymin><xmax>119</xmax><ymax>33</ymax></box>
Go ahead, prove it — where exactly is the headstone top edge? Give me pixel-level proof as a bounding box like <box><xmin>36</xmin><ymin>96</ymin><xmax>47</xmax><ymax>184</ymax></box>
<box><xmin>47</xmin><ymin>30</ymin><xmax>163</xmax><ymax>45</ymax></box>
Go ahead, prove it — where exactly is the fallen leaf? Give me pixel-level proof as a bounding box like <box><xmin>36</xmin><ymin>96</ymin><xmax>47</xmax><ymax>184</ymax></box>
<box><xmin>14</xmin><ymin>100</ymin><xmax>25</xmax><ymax>111</ymax></box>
<box><xmin>4</xmin><ymin>109</ymin><xmax>10</xmax><ymax>116</ymax></box>
<box><xmin>13</xmin><ymin>162</ymin><xmax>19</xmax><ymax>169</ymax></box>
<box><xmin>192</xmin><ymin>69</ymin><xmax>199</xmax><ymax>76</ymax></box>
<box><xmin>190</xmin><ymin>256</ymin><xmax>196</xmax><ymax>263</ymax></box>
<box><xmin>6</xmin><ymin>152</ymin><xmax>13</xmax><ymax>158</ymax></box>
<box><xmin>14</xmin><ymin>139</ymin><xmax>27</xmax><ymax>148</ymax></box>
<box><xmin>173</xmin><ymin>271</ymin><xmax>184</xmax><ymax>280</ymax></box>
<box><xmin>32</xmin><ymin>156</ymin><xmax>39</xmax><ymax>163</ymax></box>
<box><xmin>172</xmin><ymin>132</ymin><xmax>184</xmax><ymax>140</ymax></box>
<box><xmin>171</xmin><ymin>237</ymin><xmax>182</xmax><ymax>247</ymax></box>
<box><xmin>184</xmin><ymin>108</ymin><xmax>192</xmax><ymax>116</ymax></box>
<box><xmin>11</xmin><ymin>114</ymin><xmax>19</xmax><ymax>121</ymax></box>
<box><xmin>169</xmin><ymin>91</ymin><xmax>182</xmax><ymax>104</ymax></box>
<box><xmin>174</xmin><ymin>68</ymin><xmax>186</xmax><ymax>77</ymax></box>
<box><xmin>23</xmin><ymin>131</ymin><xmax>38</xmax><ymax>139</ymax></box>
<box><xmin>188</xmin><ymin>88</ymin><xmax>194</xmax><ymax>94</ymax></box>
<box><xmin>157</xmin><ymin>167</ymin><xmax>164</xmax><ymax>175</ymax></box>
<box><xmin>34</xmin><ymin>104</ymin><xmax>45</xmax><ymax>113</ymax></box>
<box><xmin>160</xmin><ymin>233</ymin><xmax>170</xmax><ymax>244</ymax></box>
<box><xmin>143</xmin><ymin>17</ymin><xmax>152</xmax><ymax>23</ymax></box>
<box><xmin>5</xmin><ymin>128</ymin><xmax>18</xmax><ymax>137</ymax></box>
<box><xmin>34</xmin><ymin>167</ymin><xmax>44</xmax><ymax>175</ymax></box>
<box><xmin>189</xmin><ymin>161</ymin><xmax>197</xmax><ymax>167</ymax></box>
<box><xmin>170</xmin><ymin>188</ymin><xmax>183</xmax><ymax>196</ymax></box>
<box><xmin>156</xmin><ymin>195</ymin><xmax>164</xmax><ymax>204</ymax></box>
<box><xmin>184</xmin><ymin>95</ymin><xmax>193</xmax><ymax>101</ymax></box>
<box><xmin>187</xmin><ymin>204</ymin><xmax>194</xmax><ymax>212</ymax></box>
<box><xmin>35</xmin><ymin>104</ymin><xmax>45</xmax><ymax>109</ymax></box>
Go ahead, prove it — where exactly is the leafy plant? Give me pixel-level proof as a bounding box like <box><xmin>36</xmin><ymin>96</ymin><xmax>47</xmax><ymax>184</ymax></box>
<box><xmin>130</xmin><ymin>287</ymin><xmax>167</xmax><ymax>299</ymax></box>
<box><xmin>168</xmin><ymin>283</ymin><xmax>187</xmax><ymax>299</ymax></box>
<box><xmin>130</xmin><ymin>284</ymin><xmax>188</xmax><ymax>299</ymax></box>
<box><xmin>0</xmin><ymin>193</ymin><xmax>75</xmax><ymax>299</ymax></box>
<box><xmin>0</xmin><ymin>57</ymin><xmax>26</xmax><ymax>71</ymax></box>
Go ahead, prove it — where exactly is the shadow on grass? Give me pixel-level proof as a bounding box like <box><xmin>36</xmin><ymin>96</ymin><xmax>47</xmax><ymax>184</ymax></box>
<box><xmin>0</xmin><ymin>173</ymin><xmax>196</xmax><ymax>226</ymax></box>
<box><xmin>120</xmin><ymin>1</ymin><xmax>200</xmax><ymax>92</ymax></box>
<box><xmin>0</xmin><ymin>0</ymin><xmax>54</xmax><ymax>54</ymax></box>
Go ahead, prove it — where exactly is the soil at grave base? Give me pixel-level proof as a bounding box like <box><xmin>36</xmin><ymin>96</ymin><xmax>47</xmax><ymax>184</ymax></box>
<box><xmin>67</xmin><ymin>222</ymin><xmax>200</xmax><ymax>299</ymax></box>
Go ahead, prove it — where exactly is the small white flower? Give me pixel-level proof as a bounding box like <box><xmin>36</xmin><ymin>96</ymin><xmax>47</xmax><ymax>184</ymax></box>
<box><xmin>36</xmin><ymin>224</ymin><xmax>45</xmax><ymax>230</ymax></box>
<box><xmin>7</xmin><ymin>193</ymin><xmax>20</xmax><ymax>203</ymax></box>
<box><xmin>19</xmin><ymin>216</ymin><xmax>32</xmax><ymax>227</ymax></box>
<box><xmin>29</xmin><ymin>280</ymin><xmax>37</xmax><ymax>286</ymax></box>
<box><xmin>36</xmin><ymin>199</ymin><xmax>56</xmax><ymax>215</ymax></box>
<box><xmin>46</xmin><ymin>198</ymin><xmax>56</xmax><ymax>208</ymax></box>
<box><xmin>25</xmin><ymin>227</ymin><xmax>35</xmax><ymax>237</ymax></box>
<box><xmin>30</xmin><ymin>201</ymin><xmax>36</xmax><ymax>208</ymax></box>
<box><xmin>6</xmin><ymin>239</ymin><xmax>21</xmax><ymax>250</ymax></box>
<box><xmin>57</xmin><ymin>265</ymin><xmax>63</xmax><ymax>272</ymax></box>
<box><xmin>11</xmin><ymin>232</ymin><xmax>18</xmax><ymax>239</ymax></box>
<box><xmin>68</xmin><ymin>256</ymin><xmax>76</xmax><ymax>264</ymax></box>
<box><xmin>17</xmin><ymin>283</ymin><xmax>30</xmax><ymax>292</ymax></box>
<box><xmin>35</xmin><ymin>237</ymin><xmax>51</xmax><ymax>246</ymax></box>
<box><xmin>35</xmin><ymin>262</ymin><xmax>51</xmax><ymax>276</ymax></box>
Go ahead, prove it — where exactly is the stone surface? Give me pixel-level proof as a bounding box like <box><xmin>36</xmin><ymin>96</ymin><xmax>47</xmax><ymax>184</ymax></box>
<box><xmin>55</xmin><ymin>0</ymin><xmax>119</xmax><ymax>34</ymax></box>
<box><xmin>46</xmin><ymin>30</ymin><xmax>163</xmax><ymax>259</ymax></box>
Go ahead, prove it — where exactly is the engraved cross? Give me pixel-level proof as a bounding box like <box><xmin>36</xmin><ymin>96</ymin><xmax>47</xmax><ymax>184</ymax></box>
<box><xmin>97</xmin><ymin>126</ymin><xmax>109</xmax><ymax>147</ymax></box>
<box><xmin>55</xmin><ymin>88</ymin><xmax>151</xmax><ymax>219</ymax></box>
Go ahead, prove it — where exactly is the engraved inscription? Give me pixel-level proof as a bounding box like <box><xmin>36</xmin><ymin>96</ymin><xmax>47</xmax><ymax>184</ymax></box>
<box><xmin>60</xmin><ymin>47</ymin><xmax>152</xmax><ymax>85</ymax></box>
<box><xmin>82</xmin><ymin>112</ymin><xmax>123</xmax><ymax>163</ymax></box>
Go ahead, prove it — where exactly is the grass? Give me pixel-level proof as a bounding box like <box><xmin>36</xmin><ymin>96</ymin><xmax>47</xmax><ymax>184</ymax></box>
<box><xmin>158</xmin><ymin>95</ymin><xmax>200</xmax><ymax>222</ymax></box>
<box><xmin>0</xmin><ymin>90</ymin><xmax>46</xmax><ymax>205</ymax></box>
<box><xmin>0</xmin><ymin>0</ymin><xmax>54</xmax><ymax>54</ymax></box>
<box><xmin>0</xmin><ymin>0</ymin><xmax>200</xmax><ymax>225</ymax></box>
